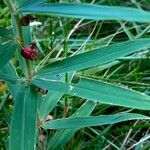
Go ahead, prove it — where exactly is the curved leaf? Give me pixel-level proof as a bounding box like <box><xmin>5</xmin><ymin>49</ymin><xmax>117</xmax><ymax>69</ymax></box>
<box><xmin>43</xmin><ymin>113</ymin><xmax>150</xmax><ymax>129</ymax></box>
<box><xmin>48</xmin><ymin>101</ymin><xmax>96</xmax><ymax>149</ymax></box>
<box><xmin>35</xmin><ymin>38</ymin><xmax>150</xmax><ymax>77</ymax></box>
<box><xmin>19</xmin><ymin>3</ymin><xmax>150</xmax><ymax>22</ymax></box>
<box><xmin>32</xmin><ymin>78</ymin><xmax>150</xmax><ymax>110</ymax></box>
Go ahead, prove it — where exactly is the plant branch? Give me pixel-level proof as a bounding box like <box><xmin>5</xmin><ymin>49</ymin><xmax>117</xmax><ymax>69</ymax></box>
<box><xmin>4</xmin><ymin>0</ymin><xmax>32</xmax><ymax>79</ymax></box>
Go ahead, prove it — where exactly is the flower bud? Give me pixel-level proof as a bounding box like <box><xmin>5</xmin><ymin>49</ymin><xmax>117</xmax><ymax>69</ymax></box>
<box><xmin>21</xmin><ymin>43</ymin><xmax>38</xmax><ymax>60</ymax></box>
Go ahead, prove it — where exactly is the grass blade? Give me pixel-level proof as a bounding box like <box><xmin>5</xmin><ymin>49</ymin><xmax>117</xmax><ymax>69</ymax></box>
<box><xmin>39</xmin><ymin>73</ymin><xmax>73</xmax><ymax>121</ymax></box>
<box><xmin>0</xmin><ymin>73</ymin><xmax>18</xmax><ymax>84</ymax></box>
<box><xmin>42</xmin><ymin>113</ymin><xmax>150</xmax><ymax>129</ymax></box>
<box><xmin>39</xmin><ymin>91</ymin><xmax>63</xmax><ymax>121</ymax></box>
<box><xmin>9</xmin><ymin>85</ymin><xmax>38</xmax><ymax>150</ymax></box>
<box><xmin>32</xmin><ymin>77</ymin><xmax>150</xmax><ymax>110</ymax></box>
<box><xmin>35</xmin><ymin>38</ymin><xmax>150</xmax><ymax>77</ymax></box>
<box><xmin>19</xmin><ymin>3</ymin><xmax>150</xmax><ymax>22</ymax></box>
<box><xmin>2</xmin><ymin>62</ymin><xmax>20</xmax><ymax>99</ymax></box>
<box><xmin>0</xmin><ymin>42</ymin><xmax>17</xmax><ymax>71</ymax></box>
<box><xmin>0</xmin><ymin>27</ymin><xmax>13</xmax><ymax>41</ymax></box>
<box><xmin>48</xmin><ymin>101</ymin><xmax>96</xmax><ymax>149</ymax></box>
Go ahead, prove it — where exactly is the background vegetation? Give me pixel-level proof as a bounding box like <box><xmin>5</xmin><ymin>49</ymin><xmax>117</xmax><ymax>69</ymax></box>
<box><xmin>0</xmin><ymin>0</ymin><xmax>150</xmax><ymax>149</ymax></box>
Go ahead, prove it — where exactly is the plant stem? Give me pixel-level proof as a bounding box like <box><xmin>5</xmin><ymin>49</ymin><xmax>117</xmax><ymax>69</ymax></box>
<box><xmin>15</xmin><ymin>15</ymin><xmax>32</xmax><ymax>79</ymax></box>
<box><xmin>5</xmin><ymin>0</ymin><xmax>32</xmax><ymax>79</ymax></box>
<box><xmin>63</xmin><ymin>22</ymin><xmax>69</xmax><ymax>117</ymax></box>
<box><xmin>14</xmin><ymin>15</ymin><xmax>32</xmax><ymax>78</ymax></box>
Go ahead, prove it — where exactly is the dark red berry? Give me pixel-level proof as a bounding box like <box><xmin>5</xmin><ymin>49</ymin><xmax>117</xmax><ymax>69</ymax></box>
<box><xmin>21</xmin><ymin>43</ymin><xmax>38</xmax><ymax>60</ymax></box>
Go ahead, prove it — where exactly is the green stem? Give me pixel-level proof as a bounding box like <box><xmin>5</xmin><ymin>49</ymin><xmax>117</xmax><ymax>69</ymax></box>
<box><xmin>14</xmin><ymin>15</ymin><xmax>24</xmax><ymax>44</ymax></box>
<box><xmin>5</xmin><ymin>0</ymin><xmax>32</xmax><ymax>79</ymax></box>
<box><xmin>25</xmin><ymin>60</ymin><xmax>32</xmax><ymax>79</ymax></box>
<box><xmin>15</xmin><ymin>15</ymin><xmax>32</xmax><ymax>78</ymax></box>
<box><xmin>63</xmin><ymin>23</ymin><xmax>69</xmax><ymax>117</ymax></box>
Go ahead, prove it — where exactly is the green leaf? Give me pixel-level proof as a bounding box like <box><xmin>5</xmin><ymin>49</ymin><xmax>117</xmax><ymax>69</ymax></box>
<box><xmin>0</xmin><ymin>27</ymin><xmax>13</xmax><ymax>42</ymax></box>
<box><xmin>35</xmin><ymin>38</ymin><xmax>150</xmax><ymax>77</ymax></box>
<box><xmin>2</xmin><ymin>107</ymin><xmax>11</xmax><ymax>126</ymax></box>
<box><xmin>19</xmin><ymin>3</ymin><xmax>150</xmax><ymax>22</ymax></box>
<box><xmin>2</xmin><ymin>62</ymin><xmax>20</xmax><ymax>99</ymax></box>
<box><xmin>13</xmin><ymin>0</ymin><xmax>46</xmax><ymax>8</ymax></box>
<box><xmin>48</xmin><ymin>101</ymin><xmax>96</xmax><ymax>149</ymax></box>
<box><xmin>39</xmin><ymin>72</ymin><xmax>74</xmax><ymax>121</ymax></box>
<box><xmin>0</xmin><ymin>97</ymin><xmax>7</xmax><ymax>111</ymax></box>
<box><xmin>0</xmin><ymin>73</ymin><xmax>18</xmax><ymax>83</ymax></box>
<box><xmin>39</xmin><ymin>91</ymin><xmax>64</xmax><ymax>121</ymax></box>
<box><xmin>9</xmin><ymin>85</ymin><xmax>38</xmax><ymax>150</ymax></box>
<box><xmin>135</xmin><ymin>134</ymin><xmax>150</xmax><ymax>150</ymax></box>
<box><xmin>42</xmin><ymin>113</ymin><xmax>150</xmax><ymax>129</ymax></box>
<box><xmin>32</xmin><ymin>78</ymin><xmax>150</xmax><ymax>110</ymax></box>
<box><xmin>0</xmin><ymin>42</ymin><xmax>17</xmax><ymax>71</ymax></box>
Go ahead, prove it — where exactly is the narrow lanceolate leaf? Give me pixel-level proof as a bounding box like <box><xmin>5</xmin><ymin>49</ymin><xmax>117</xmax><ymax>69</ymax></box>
<box><xmin>19</xmin><ymin>3</ymin><xmax>150</xmax><ymax>22</ymax></box>
<box><xmin>135</xmin><ymin>134</ymin><xmax>150</xmax><ymax>149</ymax></box>
<box><xmin>2</xmin><ymin>62</ymin><xmax>20</xmax><ymax>99</ymax></box>
<box><xmin>48</xmin><ymin>101</ymin><xmax>96</xmax><ymax>150</ymax></box>
<box><xmin>39</xmin><ymin>73</ymin><xmax>74</xmax><ymax>121</ymax></box>
<box><xmin>35</xmin><ymin>39</ymin><xmax>150</xmax><ymax>77</ymax></box>
<box><xmin>42</xmin><ymin>113</ymin><xmax>150</xmax><ymax>129</ymax></box>
<box><xmin>0</xmin><ymin>42</ymin><xmax>17</xmax><ymax>70</ymax></box>
<box><xmin>32</xmin><ymin>78</ymin><xmax>150</xmax><ymax>110</ymax></box>
<box><xmin>0</xmin><ymin>73</ymin><xmax>18</xmax><ymax>84</ymax></box>
<box><xmin>0</xmin><ymin>27</ymin><xmax>13</xmax><ymax>41</ymax></box>
<box><xmin>39</xmin><ymin>91</ymin><xmax>63</xmax><ymax>121</ymax></box>
<box><xmin>9</xmin><ymin>85</ymin><xmax>38</xmax><ymax>150</ymax></box>
<box><xmin>13</xmin><ymin>0</ymin><xmax>46</xmax><ymax>8</ymax></box>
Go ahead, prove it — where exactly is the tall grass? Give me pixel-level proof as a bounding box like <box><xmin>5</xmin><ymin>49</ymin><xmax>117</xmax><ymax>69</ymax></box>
<box><xmin>0</xmin><ymin>0</ymin><xmax>150</xmax><ymax>149</ymax></box>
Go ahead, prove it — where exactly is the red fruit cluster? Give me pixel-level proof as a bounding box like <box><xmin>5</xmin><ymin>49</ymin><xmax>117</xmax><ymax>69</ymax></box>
<box><xmin>21</xmin><ymin>43</ymin><xmax>38</xmax><ymax>60</ymax></box>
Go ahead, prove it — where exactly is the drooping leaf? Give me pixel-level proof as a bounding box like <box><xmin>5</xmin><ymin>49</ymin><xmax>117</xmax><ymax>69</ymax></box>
<box><xmin>47</xmin><ymin>100</ymin><xmax>96</xmax><ymax>150</ymax></box>
<box><xmin>19</xmin><ymin>3</ymin><xmax>150</xmax><ymax>22</ymax></box>
<box><xmin>0</xmin><ymin>42</ymin><xmax>17</xmax><ymax>71</ymax></box>
<box><xmin>32</xmin><ymin>77</ymin><xmax>150</xmax><ymax>110</ymax></box>
<box><xmin>9</xmin><ymin>85</ymin><xmax>38</xmax><ymax>150</ymax></box>
<box><xmin>35</xmin><ymin>38</ymin><xmax>150</xmax><ymax>77</ymax></box>
<box><xmin>42</xmin><ymin>113</ymin><xmax>150</xmax><ymax>129</ymax></box>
